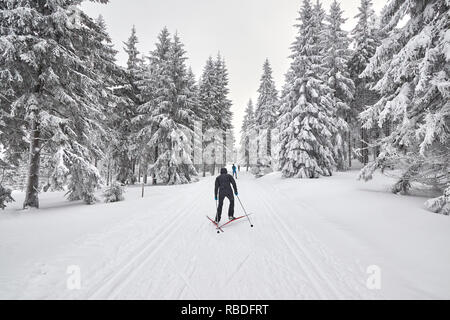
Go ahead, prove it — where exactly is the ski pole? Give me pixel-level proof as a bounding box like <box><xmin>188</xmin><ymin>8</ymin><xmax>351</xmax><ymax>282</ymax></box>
<box><xmin>237</xmin><ymin>195</ymin><xmax>254</xmax><ymax>228</ymax></box>
<box><xmin>215</xmin><ymin>199</ymin><xmax>218</xmax><ymax>222</ymax></box>
<box><xmin>214</xmin><ymin>199</ymin><xmax>220</xmax><ymax>233</ymax></box>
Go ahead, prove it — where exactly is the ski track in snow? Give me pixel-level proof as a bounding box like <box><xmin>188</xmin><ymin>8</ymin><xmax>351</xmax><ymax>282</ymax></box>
<box><xmin>88</xmin><ymin>192</ymin><xmax>203</xmax><ymax>299</ymax></box>
<box><xmin>2</xmin><ymin>171</ymin><xmax>448</xmax><ymax>299</ymax></box>
<box><xmin>252</xmin><ymin>178</ymin><xmax>374</xmax><ymax>299</ymax></box>
<box><xmin>255</xmin><ymin>187</ymin><xmax>339</xmax><ymax>298</ymax></box>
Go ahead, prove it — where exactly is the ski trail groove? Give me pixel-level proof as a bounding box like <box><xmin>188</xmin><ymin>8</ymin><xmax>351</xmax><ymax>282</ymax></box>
<box><xmin>107</xmin><ymin>196</ymin><xmax>203</xmax><ymax>299</ymax></box>
<box><xmin>258</xmin><ymin>179</ymin><xmax>368</xmax><ymax>298</ymax></box>
<box><xmin>222</xmin><ymin>253</ymin><xmax>251</xmax><ymax>289</ymax></box>
<box><xmin>253</xmin><ymin>182</ymin><xmax>343</xmax><ymax>299</ymax></box>
<box><xmin>175</xmin><ymin>260</ymin><xmax>199</xmax><ymax>300</ymax></box>
<box><xmin>46</xmin><ymin>199</ymin><xmax>187</xmax><ymax>300</ymax></box>
<box><xmin>86</xmin><ymin>191</ymin><xmax>203</xmax><ymax>299</ymax></box>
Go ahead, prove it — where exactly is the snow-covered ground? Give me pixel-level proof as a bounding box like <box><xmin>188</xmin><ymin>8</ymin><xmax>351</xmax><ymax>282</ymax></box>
<box><xmin>1</xmin><ymin>169</ymin><xmax>449</xmax><ymax>299</ymax></box>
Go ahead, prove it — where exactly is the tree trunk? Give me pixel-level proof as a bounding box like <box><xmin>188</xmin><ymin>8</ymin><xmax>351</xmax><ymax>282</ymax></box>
<box><xmin>137</xmin><ymin>161</ymin><xmax>140</xmax><ymax>183</ymax></box>
<box><xmin>348</xmin><ymin>130</ymin><xmax>352</xmax><ymax>168</ymax></box>
<box><xmin>107</xmin><ymin>160</ymin><xmax>111</xmax><ymax>186</ymax></box>
<box><xmin>143</xmin><ymin>161</ymin><xmax>148</xmax><ymax>184</ymax></box>
<box><xmin>152</xmin><ymin>146</ymin><xmax>158</xmax><ymax>185</ymax></box>
<box><xmin>245</xmin><ymin>136</ymin><xmax>250</xmax><ymax>172</ymax></box>
<box><xmin>246</xmin><ymin>149</ymin><xmax>249</xmax><ymax>172</ymax></box>
<box><xmin>132</xmin><ymin>157</ymin><xmax>136</xmax><ymax>183</ymax></box>
<box><xmin>340</xmin><ymin>145</ymin><xmax>347</xmax><ymax>172</ymax></box>
<box><xmin>383</xmin><ymin>120</ymin><xmax>391</xmax><ymax>138</ymax></box>
<box><xmin>373</xmin><ymin>127</ymin><xmax>380</xmax><ymax>161</ymax></box>
<box><xmin>361</xmin><ymin>127</ymin><xmax>369</xmax><ymax>165</ymax></box>
<box><xmin>222</xmin><ymin>131</ymin><xmax>227</xmax><ymax>167</ymax></box>
<box><xmin>23</xmin><ymin>118</ymin><xmax>41</xmax><ymax>209</ymax></box>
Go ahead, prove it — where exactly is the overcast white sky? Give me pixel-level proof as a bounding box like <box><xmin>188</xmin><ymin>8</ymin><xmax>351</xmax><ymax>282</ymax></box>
<box><xmin>82</xmin><ymin>0</ymin><xmax>387</xmax><ymax>139</ymax></box>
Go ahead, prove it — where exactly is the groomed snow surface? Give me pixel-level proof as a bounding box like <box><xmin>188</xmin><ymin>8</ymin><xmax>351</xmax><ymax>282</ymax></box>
<box><xmin>1</xmin><ymin>168</ymin><xmax>449</xmax><ymax>299</ymax></box>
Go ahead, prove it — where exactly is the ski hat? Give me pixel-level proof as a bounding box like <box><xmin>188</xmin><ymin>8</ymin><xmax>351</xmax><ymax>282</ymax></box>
<box><xmin>220</xmin><ymin>168</ymin><xmax>227</xmax><ymax>174</ymax></box>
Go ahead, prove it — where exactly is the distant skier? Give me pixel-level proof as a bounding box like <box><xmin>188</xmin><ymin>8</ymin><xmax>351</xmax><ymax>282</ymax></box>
<box><xmin>214</xmin><ymin>168</ymin><xmax>238</xmax><ymax>223</ymax></box>
<box><xmin>232</xmin><ymin>164</ymin><xmax>238</xmax><ymax>179</ymax></box>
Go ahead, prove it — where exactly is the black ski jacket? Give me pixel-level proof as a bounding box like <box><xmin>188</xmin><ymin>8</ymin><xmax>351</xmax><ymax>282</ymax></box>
<box><xmin>215</xmin><ymin>171</ymin><xmax>238</xmax><ymax>198</ymax></box>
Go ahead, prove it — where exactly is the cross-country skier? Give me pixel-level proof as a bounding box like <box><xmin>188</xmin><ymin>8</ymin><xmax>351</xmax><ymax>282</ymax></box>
<box><xmin>214</xmin><ymin>168</ymin><xmax>238</xmax><ymax>223</ymax></box>
<box><xmin>232</xmin><ymin>164</ymin><xmax>238</xmax><ymax>179</ymax></box>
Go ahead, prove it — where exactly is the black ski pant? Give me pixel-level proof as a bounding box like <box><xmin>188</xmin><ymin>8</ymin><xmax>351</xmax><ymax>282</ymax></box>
<box><xmin>216</xmin><ymin>193</ymin><xmax>234</xmax><ymax>221</ymax></box>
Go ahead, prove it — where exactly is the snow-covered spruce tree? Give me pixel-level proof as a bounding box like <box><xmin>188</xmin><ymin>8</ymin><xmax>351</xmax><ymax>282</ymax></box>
<box><xmin>349</xmin><ymin>0</ymin><xmax>381</xmax><ymax>165</ymax></box>
<box><xmin>0</xmin><ymin>0</ymin><xmax>112</xmax><ymax>208</ymax></box>
<box><xmin>79</xmin><ymin>14</ymin><xmax>128</xmax><ymax>192</ymax></box>
<box><xmin>139</xmin><ymin>29</ymin><xmax>197</xmax><ymax>185</ymax></box>
<box><xmin>55</xmin><ymin>14</ymin><xmax>124</xmax><ymax>204</ymax></box>
<box><xmin>165</xmin><ymin>33</ymin><xmax>199</xmax><ymax>183</ymax></box>
<box><xmin>186</xmin><ymin>67</ymin><xmax>202</xmax><ymax>172</ymax></box>
<box><xmin>240</xmin><ymin>99</ymin><xmax>255</xmax><ymax>172</ymax></box>
<box><xmin>198</xmin><ymin>54</ymin><xmax>233</xmax><ymax>175</ymax></box>
<box><xmin>88</xmin><ymin>16</ymin><xmax>126</xmax><ymax>188</ymax></box>
<box><xmin>110</xmin><ymin>25</ymin><xmax>143</xmax><ymax>185</ymax></box>
<box><xmin>198</xmin><ymin>57</ymin><xmax>220</xmax><ymax>176</ymax></box>
<box><xmin>349</xmin><ymin>0</ymin><xmax>380</xmax><ymax>83</ymax></box>
<box><xmin>359</xmin><ymin>0</ymin><xmax>450</xmax><ymax>214</ymax></box>
<box><xmin>136</xmin><ymin>29</ymin><xmax>169</xmax><ymax>185</ymax></box>
<box><xmin>213</xmin><ymin>54</ymin><xmax>234</xmax><ymax>171</ymax></box>
<box><xmin>252</xmin><ymin>59</ymin><xmax>279</xmax><ymax>177</ymax></box>
<box><xmin>47</xmin><ymin>12</ymin><xmax>121</xmax><ymax>204</ymax></box>
<box><xmin>277</xmin><ymin>0</ymin><xmax>339</xmax><ymax>179</ymax></box>
<box><xmin>323</xmin><ymin>0</ymin><xmax>355</xmax><ymax>171</ymax></box>
<box><xmin>134</xmin><ymin>33</ymin><xmax>160</xmax><ymax>184</ymax></box>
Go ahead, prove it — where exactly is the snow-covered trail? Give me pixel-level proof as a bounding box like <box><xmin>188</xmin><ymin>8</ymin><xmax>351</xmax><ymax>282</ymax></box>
<box><xmin>1</xmin><ymin>170</ymin><xmax>449</xmax><ymax>299</ymax></box>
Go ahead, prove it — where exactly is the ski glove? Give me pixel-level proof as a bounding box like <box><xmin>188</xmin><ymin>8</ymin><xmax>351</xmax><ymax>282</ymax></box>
<box><xmin>215</xmin><ymin>197</ymin><xmax>218</xmax><ymax>201</ymax></box>
<box><xmin>235</xmin><ymin>192</ymin><xmax>238</xmax><ymax>196</ymax></box>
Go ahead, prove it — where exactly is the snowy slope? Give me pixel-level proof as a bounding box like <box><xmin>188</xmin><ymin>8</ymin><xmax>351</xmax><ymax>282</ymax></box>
<box><xmin>0</xmin><ymin>170</ymin><xmax>449</xmax><ymax>299</ymax></box>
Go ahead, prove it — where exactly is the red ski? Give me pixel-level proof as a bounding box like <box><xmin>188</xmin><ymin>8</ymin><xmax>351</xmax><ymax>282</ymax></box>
<box><xmin>218</xmin><ymin>213</ymin><xmax>254</xmax><ymax>229</ymax></box>
<box><xmin>206</xmin><ymin>216</ymin><xmax>224</xmax><ymax>233</ymax></box>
